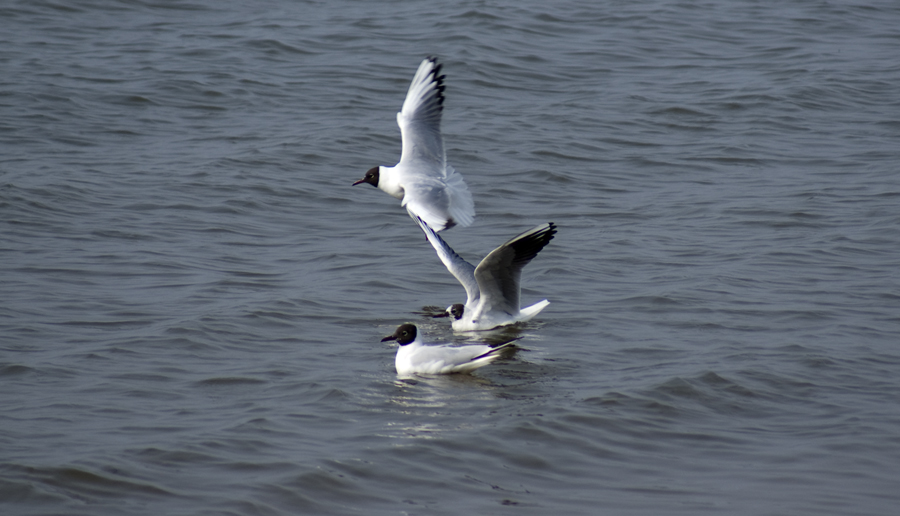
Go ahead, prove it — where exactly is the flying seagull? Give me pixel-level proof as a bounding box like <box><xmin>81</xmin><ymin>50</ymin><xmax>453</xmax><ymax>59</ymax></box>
<box><xmin>353</xmin><ymin>57</ymin><xmax>475</xmax><ymax>232</ymax></box>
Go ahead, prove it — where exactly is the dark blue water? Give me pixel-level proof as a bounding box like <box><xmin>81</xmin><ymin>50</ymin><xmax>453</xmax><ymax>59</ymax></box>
<box><xmin>2</xmin><ymin>1</ymin><xmax>900</xmax><ymax>514</ymax></box>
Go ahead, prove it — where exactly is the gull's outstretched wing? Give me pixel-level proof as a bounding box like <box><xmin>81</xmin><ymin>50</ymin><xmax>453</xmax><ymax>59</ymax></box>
<box><xmin>396</xmin><ymin>57</ymin><xmax>446</xmax><ymax>175</ymax></box>
<box><xmin>474</xmin><ymin>223</ymin><xmax>557</xmax><ymax>315</ymax></box>
<box><xmin>413</xmin><ymin>215</ymin><xmax>479</xmax><ymax>305</ymax></box>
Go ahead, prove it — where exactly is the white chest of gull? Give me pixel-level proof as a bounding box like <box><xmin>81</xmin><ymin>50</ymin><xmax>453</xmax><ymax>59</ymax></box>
<box><xmin>353</xmin><ymin>57</ymin><xmax>475</xmax><ymax>232</ymax></box>
<box><xmin>381</xmin><ymin>323</ymin><xmax>515</xmax><ymax>375</ymax></box>
<box><xmin>414</xmin><ymin>215</ymin><xmax>557</xmax><ymax>331</ymax></box>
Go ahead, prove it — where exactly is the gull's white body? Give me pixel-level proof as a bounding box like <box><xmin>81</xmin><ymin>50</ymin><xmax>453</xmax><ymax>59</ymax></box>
<box><xmin>355</xmin><ymin>57</ymin><xmax>474</xmax><ymax>232</ymax></box>
<box><xmin>383</xmin><ymin>324</ymin><xmax>514</xmax><ymax>375</ymax></box>
<box><xmin>414</xmin><ymin>216</ymin><xmax>557</xmax><ymax>331</ymax></box>
<box><xmin>396</xmin><ymin>336</ymin><xmax>511</xmax><ymax>375</ymax></box>
<box><xmin>452</xmin><ymin>299</ymin><xmax>551</xmax><ymax>333</ymax></box>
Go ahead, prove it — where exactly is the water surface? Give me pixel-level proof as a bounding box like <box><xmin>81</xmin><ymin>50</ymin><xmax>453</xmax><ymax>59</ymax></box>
<box><xmin>2</xmin><ymin>1</ymin><xmax>900</xmax><ymax>515</ymax></box>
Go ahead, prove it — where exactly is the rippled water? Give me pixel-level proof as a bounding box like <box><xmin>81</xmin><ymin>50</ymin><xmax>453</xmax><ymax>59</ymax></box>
<box><xmin>3</xmin><ymin>1</ymin><xmax>900</xmax><ymax>515</ymax></box>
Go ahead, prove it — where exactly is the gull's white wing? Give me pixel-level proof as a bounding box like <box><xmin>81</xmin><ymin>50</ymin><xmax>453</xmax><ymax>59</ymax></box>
<box><xmin>409</xmin><ymin>342</ymin><xmax>515</xmax><ymax>374</ymax></box>
<box><xmin>396</xmin><ymin>57</ymin><xmax>446</xmax><ymax>174</ymax></box>
<box><xmin>413</xmin><ymin>215</ymin><xmax>479</xmax><ymax>305</ymax></box>
<box><xmin>410</xmin><ymin>344</ymin><xmax>488</xmax><ymax>370</ymax></box>
<box><xmin>474</xmin><ymin>223</ymin><xmax>557</xmax><ymax>315</ymax></box>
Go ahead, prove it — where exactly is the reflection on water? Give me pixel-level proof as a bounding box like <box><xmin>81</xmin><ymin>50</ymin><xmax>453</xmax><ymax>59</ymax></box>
<box><xmin>383</xmin><ymin>374</ymin><xmax>508</xmax><ymax>439</ymax></box>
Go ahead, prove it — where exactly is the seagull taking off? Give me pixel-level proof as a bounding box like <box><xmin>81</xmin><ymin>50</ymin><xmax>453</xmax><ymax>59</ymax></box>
<box><xmin>381</xmin><ymin>323</ymin><xmax>515</xmax><ymax>375</ymax></box>
<box><xmin>353</xmin><ymin>57</ymin><xmax>475</xmax><ymax>232</ymax></box>
<box><xmin>414</xmin><ymin>215</ymin><xmax>557</xmax><ymax>331</ymax></box>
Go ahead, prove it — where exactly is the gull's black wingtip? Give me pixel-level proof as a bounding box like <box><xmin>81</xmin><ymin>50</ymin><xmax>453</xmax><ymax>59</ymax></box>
<box><xmin>425</xmin><ymin>56</ymin><xmax>446</xmax><ymax>106</ymax></box>
<box><xmin>532</xmin><ymin>222</ymin><xmax>558</xmax><ymax>243</ymax></box>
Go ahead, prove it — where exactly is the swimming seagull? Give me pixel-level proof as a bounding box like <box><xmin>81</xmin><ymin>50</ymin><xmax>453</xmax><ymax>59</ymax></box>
<box><xmin>414</xmin><ymin>215</ymin><xmax>557</xmax><ymax>331</ymax></box>
<box><xmin>353</xmin><ymin>57</ymin><xmax>475</xmax><ymax>232</ymax></box>
<box><xmin>381</xmin><ymin>323</ymin><xmax>515</xmax><ymax>375</ymax></box>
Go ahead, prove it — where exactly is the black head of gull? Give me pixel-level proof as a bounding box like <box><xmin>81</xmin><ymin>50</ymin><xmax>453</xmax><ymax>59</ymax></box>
<box><xmin>381</xmin><ymin>323</ymin><xmax>417</xmax><ymax>345</ymax></box>
<box><xmin>431</xmin><ymin>303</ymin><xmax>464</xmax><ymax>319</ymax></box>
<box><xmin>447</xmin><ymin>303</ymin><xmax>465</xmax><ymax>320</ymax></box>
<box><xmin>352</xmin><ymin>166</ymin><xmax>380</xmax><ymax>187</ymax></box>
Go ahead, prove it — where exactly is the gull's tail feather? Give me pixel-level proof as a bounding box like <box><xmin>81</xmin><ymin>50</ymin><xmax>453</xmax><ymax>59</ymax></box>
<box><xmin>444</xmin><ymin>165</ymin><xmax>475</xmax><ymax>228</ymax></box>
<box><xmin>518</xmin><ymin>300</ymin><xmax>550</xmax><ymax>322</ymax></box>
<box><xmin>456</xmin><ymin>342</ymin><xmax>517</xmax><ymax>373</ymax></box>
